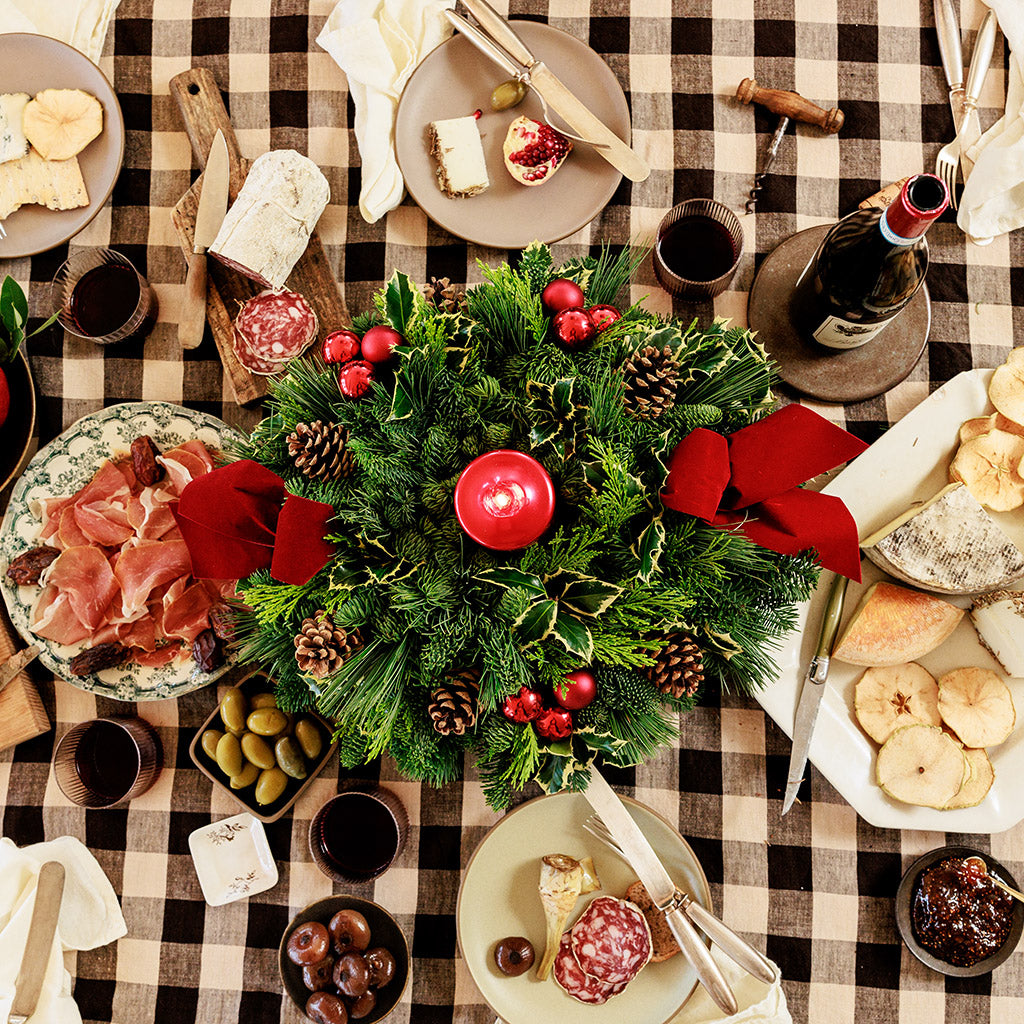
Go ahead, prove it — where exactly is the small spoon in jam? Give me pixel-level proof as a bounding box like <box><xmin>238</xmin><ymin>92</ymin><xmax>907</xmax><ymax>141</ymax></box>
<box><xmin>964</xmin><ymin>856</ymin><xmax>1024</xmax><ymax>905</ymax></box>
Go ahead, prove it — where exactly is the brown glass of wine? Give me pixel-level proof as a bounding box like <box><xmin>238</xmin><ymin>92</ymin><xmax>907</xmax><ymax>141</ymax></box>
<box><xmin>50</xmin><ymin>248</ymin><xmax>158</xmax><ymax>345</ymax></box>
<box><xmin>54</xmin><ymin>717</ymin><xmax>163</xmax><ymax>808</ymax></box>
<box><xmin>309</xmin><ymin>786</ymin><xmax>409</xmax><ymax>884</ymax></box>
<box><xmin>653</xmin><ymin>199</ymin><xmax>744</xmax><ymax>300</ymax></box>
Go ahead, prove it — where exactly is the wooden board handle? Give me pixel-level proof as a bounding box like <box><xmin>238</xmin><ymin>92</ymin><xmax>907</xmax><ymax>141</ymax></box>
<box><xmin>736</xmin><ymin>78</ymin><xmax>844</xmax><ymax>133</ymax></box>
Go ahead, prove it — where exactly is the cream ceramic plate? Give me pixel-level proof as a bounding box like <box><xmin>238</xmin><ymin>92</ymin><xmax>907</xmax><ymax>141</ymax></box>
<box><xmin>759</xmin><ymin>370</ymin><xmax>1024</xmax><ymax>832</ymax></box>
<box><xmin>395</xmin><ymin>22</ymin><xmax>630</xmax><ymax>248</ymax></box>
<box><xmin>0</xmin><ymin>33</ymin><xmax>126</xmax><ymax>258</ymax></box>
<box><xmin>189</xmin><ymin>813</ymin><xmax>279</xmax><ymax>906</ymax></box>
<box><xmin>457</xmin><ymin>791</ymin><xmax>712</xmax><ymax>1024</ymax></box>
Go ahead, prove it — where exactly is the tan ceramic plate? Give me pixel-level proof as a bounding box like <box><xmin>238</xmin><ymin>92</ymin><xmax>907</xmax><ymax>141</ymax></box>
<box><xmin>457</xmin><ymin>791</ymin><xmax>712</xmax><ymax>1024</ymax></box>
<box><xmin>395</xmin><ymin>22</ymin><xmax>630</xmax><ymax>248</ymax></box>
<box><xmin>0</xmin><ymin>33</ymin><xmax>125</xmax><ymax>258</ymax></box>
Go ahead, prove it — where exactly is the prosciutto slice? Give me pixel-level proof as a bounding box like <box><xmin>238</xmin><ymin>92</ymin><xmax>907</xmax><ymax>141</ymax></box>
<box><xmin>31</xmin><ymin>585</ymin><xmax>92</xmax><ymax>645</ymax></box>
<box><xmin>115</xmin><ymin>539</ymin><xmax>192</xmax><ymax>618</ymax></box>
<box><xmin>46</xmin><ymin>546</ymin><xmax>120</xmax><ymax>632</ymax></box>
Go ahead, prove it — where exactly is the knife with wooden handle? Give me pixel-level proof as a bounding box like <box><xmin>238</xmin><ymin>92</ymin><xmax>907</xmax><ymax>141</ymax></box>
<box><xmin>9</xmin><ymin>860</ymin><xmax>66</xmax><ymax>1024</ymax></box>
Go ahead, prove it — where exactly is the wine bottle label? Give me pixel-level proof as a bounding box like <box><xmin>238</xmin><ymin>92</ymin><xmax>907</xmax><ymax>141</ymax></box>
<box><xmin>812</xmin><ymin>314</ymin><xmax>892</xmax><ymax>349</ymax></box>
<box><xmin>879</xmin><ymin>212</ymin><xmax>917</xmax><ymax>247</ymax></box>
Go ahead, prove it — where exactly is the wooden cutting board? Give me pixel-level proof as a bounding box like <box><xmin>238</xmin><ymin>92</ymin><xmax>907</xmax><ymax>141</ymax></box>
<box><xmin>169</xmin><ymin>68</ymin><xmax>350</xmax><ymax>406</ymax></box>
<box><xmin>0</xmin><ymin>611</ymin><xmax>48</xmax><ymax>754</ymax></box>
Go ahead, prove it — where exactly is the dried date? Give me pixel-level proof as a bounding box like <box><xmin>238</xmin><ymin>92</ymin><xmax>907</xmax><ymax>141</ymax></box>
<box><xmin>207</xmin><ymin>604</ymin><xmax>236</xmax><ymax>642</ymax></box>
<box><xmin>130</xmin><ymin>435</ymin><xmax>164</xmax><ymax>487</ymax></box>
<box><xmin>6</xmin><ymin>546</ymin><xmax>61</xmax><ymax>585</ymax></box>
<box><xmin>69</xmin><ymin>643</ymin><xmax>129</xmax><ymax>676</ymax></box>
<box><xmin>192</xmin><ymin>628</ymin><xmax>225</xmax><ymax>673</ymax></box>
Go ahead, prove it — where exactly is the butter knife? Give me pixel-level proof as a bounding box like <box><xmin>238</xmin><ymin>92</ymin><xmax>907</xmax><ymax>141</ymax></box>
<box><xmin>9</xmin><ymin>860</ymin><xmax>66</xmax><ymax>1024</ymax></box>
<box><xmin>781</xmin><ymin>573</ymin><xmax>848</xmax><ymax>815</ymax></box>
<box><xmin>934</xmin><ymin>0</ymin><xmax>966</xmax><ymax>128</ymax></box>
<box><xmin>957</xmin><ymin>9</ymin><xmax>998</xmax><ymax>180</ymax></box>
<box><xmin>583</xmin><ymin>770</ymin><xmax>738</xmax><ymax>1016</ymax></box>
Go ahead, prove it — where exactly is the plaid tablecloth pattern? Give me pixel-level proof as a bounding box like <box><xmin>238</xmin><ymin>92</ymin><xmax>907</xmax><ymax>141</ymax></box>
<box><xmin>2</xmin><ymin>1</ymin><xmax>1023</xmax><ymax>1022</ymax></box>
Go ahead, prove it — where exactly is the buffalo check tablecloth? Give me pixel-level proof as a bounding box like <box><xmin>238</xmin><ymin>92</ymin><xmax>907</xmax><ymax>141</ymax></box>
<box><xmin>2</xmin><ymin>1</ymin><xmax>1024</xmax><ymax>1022</ymax></box>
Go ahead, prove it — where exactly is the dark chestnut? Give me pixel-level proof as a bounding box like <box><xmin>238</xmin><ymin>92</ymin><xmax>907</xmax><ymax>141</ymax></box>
<box><xmin>494</xmin><ymin>936</ymin><xmax>535</xmax><ymax>977</ymax></box>
<box><xmin>305</xmin><ymin>990</ymin><xmax>348</xmax><ymax>1024</ymax></box>
<box><xmin>364</xmin><ymin>946</ymin><xmax>397</xmax><ymax>988</ymax></box>
<box><xmin>333</xmin><ymin>952</ymin><xmax>371</xmax><ymax>998</ymax></box>
<box><xmin>302</xmin><ymin>956</ymin><xmax>336</xmax><ymax>992</ymax></box>
<box><xmin>288</xmin><ymin>921</ymin><xmax>331</xmax><ymax>966</ymax></box>
<box><xmin>329</xmin><ymin>909</ymin><xmax>372</xmax><ymax>954</ymax></box>
<box><xmin>346</xmin><ymin>989</ymin><xmax>377</xmax><ymax>1020</ymax></box>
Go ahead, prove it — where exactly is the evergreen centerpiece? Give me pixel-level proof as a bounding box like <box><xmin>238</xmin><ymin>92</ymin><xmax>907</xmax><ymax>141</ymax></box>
<box><xmin>233</xmin><ymin>243</ymin><xmax>818</xmax><ymax>809</ymax></box>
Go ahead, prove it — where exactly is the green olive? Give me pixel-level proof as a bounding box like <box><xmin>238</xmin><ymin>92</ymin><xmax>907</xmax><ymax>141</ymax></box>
<box><xmin>490</xmin><ymin>78</ymin><xmax>526</xmax><ymax>111</ymax></box>
<box><xmin>274</xmin><ymin>735</ymin><xmax>307</xmax><ymax>779</ymax></box>
<box><xmin>220</xmin><ymin>689</ymin><xmax>248</xmax><ymax>734</ymax></box>
<box><xmin>246</xmin><ymin>707</ymin><xmax>288</xmax><ymax>736</ymax></box>
<box><xmin>241</xmin><ymin>732</ymin><xmax>276</xmax><ymax>771</ymax></box>
<box><xmin>229</xmin><ymin>761</ymin><xmax>260</xmax><ymax>789</ymax></box>
<box><xmin>215</xmin><ymin>732</ymin><xmax>244</xmax><ymax>778</ymax></box>
<box><xmin>255</xmin><ymin>767</ymin><xmax>288</xmax><ymax>806</ymax></box>
<box><xmin>200</xmin><ymin>728</ymin><xmax>223</xmax><ymax>761</ymax></box>
<box><xmin>250</xmin><ymin>692</ymin><xmax>278</xmax><ymax>710</ymax></box>
<box><xmin>294</xmin><ymin>718</ymin><xmax>323</xmax><ymax>761</ymax></box>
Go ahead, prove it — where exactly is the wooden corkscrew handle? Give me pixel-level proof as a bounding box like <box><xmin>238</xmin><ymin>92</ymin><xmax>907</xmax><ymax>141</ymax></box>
<box><xmin>736</xmin><ymin>78</ymin><xmax>844</xmax><ymax>133</ymax></box>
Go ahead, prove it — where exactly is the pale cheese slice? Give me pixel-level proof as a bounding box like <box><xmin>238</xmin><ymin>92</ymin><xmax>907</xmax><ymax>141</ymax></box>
<box><xmin>863</xmin><ymin>483</ymin><xmax>1024</xmax><ymax>595</ymax></box>
<box><xmin>0</xmin><ymin>147</ymin><xmax>89</xmax><ymax>219</ymax></box>
<box><xmin>0</xmin><ymin>93</ymin><xmax>30</xmax><ymax>164</ymax></box>
<box><xmin>971</xmin><ymin>590</ymin><xmax>1024</xmax><ymax>677</ymax></box>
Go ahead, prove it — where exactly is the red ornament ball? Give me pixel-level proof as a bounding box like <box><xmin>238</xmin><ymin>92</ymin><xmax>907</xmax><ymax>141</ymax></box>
<box><xmin>554</xmin><ymin>669</ymin><xmax>597</xmax><ymax>711</ymax></box>
<box><xmin>338</xmin><ymin>359</ymin><xmax>375</xmax><ymax>399</ymax></box>
<box><xmin>541</xmin><ymin>278</ymin><xmax>585</xmax><ymax>316</ymax></box>
<box><xmin>322</xmin><ymin>329</ymin><xmax>361</xmax><ymax>364</ymax></box>
<box><xmin>361</xmin><ymin>325</ymin><xmax>403</xmax><ymax>365</ymax></box>
<box><xmin>552</xmin><ymin>307</ymin><xmax>597</xmax><ymax>351</ymax></box>
<box><xmin>587</xmin><ymin>304</ymin><xmax>621</xmax><ymax>332</ymax></box>
<box><xmin>534</xmin><ymin>706</ymin><xmax>573</xmax><ymax>740</ymax></box>
<box><xmin>502</xmin><ymin>686</ymin><xmax>544</xmax><ymax>724</ymax></box>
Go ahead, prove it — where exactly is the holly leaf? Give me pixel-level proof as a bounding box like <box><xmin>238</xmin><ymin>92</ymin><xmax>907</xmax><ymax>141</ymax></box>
<box><xmin>383</xmin><ymin>271</ymin><xmax>419</xmax><ymax>334</ymax></box>
<box><xmin>514</xmin><ymin>599</ymin><xmax>558</xmax><ymax>643</ymax></box>
<box><xmin>633</xmin><ymin>516</ymin><xmax>665</xmax><ymax>582</ymax></box>
<box><xmin>0</xmin><ymin>275</ymin><xmax>28</xmax><ymax>359</ymax></box>
<box><xmin>559</xmin><ymin>579</ymin><xmax>622</xmax><ymax>617</ymax></box>
<box><xmin>550</xmin><ymin>612</ymin><xmax>594</xmax><ymax>660</ymax></box>
<box><xmin>475</xmin><ymin>568</ymin><xmax>546</xmax><ymax>600</ymax></box>
<box><xmin>389</xmin><ymin>375</ymin><xmax>413</xmax><ymax>420</ymax></box>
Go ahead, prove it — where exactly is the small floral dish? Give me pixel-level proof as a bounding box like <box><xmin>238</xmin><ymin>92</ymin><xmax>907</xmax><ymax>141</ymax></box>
<box><xmin>188</xmin><ymin>812</ymin><xmax>279</xmax><ymax>907</ymax></box>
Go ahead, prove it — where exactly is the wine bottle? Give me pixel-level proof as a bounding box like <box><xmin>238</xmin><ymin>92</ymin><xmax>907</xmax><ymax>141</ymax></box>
<box><xmin>789</xmin><ymin>174</ymin><xmax>948</xmax><ymax>350</ymax></box>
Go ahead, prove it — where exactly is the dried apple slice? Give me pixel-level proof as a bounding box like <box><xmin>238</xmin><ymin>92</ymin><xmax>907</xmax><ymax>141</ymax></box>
<box><xmin>937</xmin><ymin>667</ymin><xmax>1016</xmax><ymax>748</ymax></box>
<box><xmin>989</xmin><ymin>347</ymin><xmax>1024</xmax><ymax>427</ymax></box>
<box><xmin>854</xmin><ymin>663</ymin><xmax>941</xmax><ymax>744</ymax></box>
<box><xmin>876</xmin><ymin>724</ymin><xmax>969</xmax><ymax>808</ymax></box>
<box><xmin>22</xmin><ymin>89</ymin><xmax>103</xmax><ymax>161</ymax></box>
<box><xmin>949</xmin><ymin>430</ymin><xmax>1024</xmax><ymax>511</ymax></box>
<box><xmin>943</xmin><ymin>747</ymin><xmax>995</xmax><ymax>809</ymax></box>
<box><xmin>960</xmin><ymin>413</ymin><xmax>1024</xmax><ymax>444</ymax></box>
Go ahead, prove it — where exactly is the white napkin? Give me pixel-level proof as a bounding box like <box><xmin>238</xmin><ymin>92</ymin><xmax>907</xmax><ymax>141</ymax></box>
<box><xmin>317</xmin><ymin>0</ymin><xmax>456</xmax><ymax>223</ymax></box>
<box><xmin>0</xmin><ymin>0</ymin><xmax>120</xmax><ymax>64</ymax></box>
<box><xmin>0</xmin><ymin>836</ymin><xmax>127</xmax><ymax>1024</ymax></box>
<box><xmin>957</xmin><ymin>0</ymin><xmax>1024</xmax><ymax>238</ymax></box>
<box><xmin>673</xmin><ymin>948</ymin><xmax>791</xmax><ymax>1024</ymax></box>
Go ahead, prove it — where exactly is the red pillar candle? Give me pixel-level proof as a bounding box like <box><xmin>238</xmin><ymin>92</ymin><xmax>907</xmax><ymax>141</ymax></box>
<box><xmin>454</xmin><ymin>450</ymin><xmax>555</xmax><ymax>550</ymax></box>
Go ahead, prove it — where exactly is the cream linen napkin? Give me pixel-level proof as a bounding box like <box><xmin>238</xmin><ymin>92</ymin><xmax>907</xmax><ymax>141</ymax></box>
<box><xmin>673</xmin><ymin>948</ymin><xmax>791</xmax><ymax>1024</ymax></box>
<box><xmin>317</xmin><ymin>0</ymin><xmax>455</xmax><ymax>223</ymax></box>
<box><xmin>0</xmin><ymin>0</ymin><xmax>120</xmax><ymax>64</ymax></box>
<box><xmin>0</xmin><ymin>836</ymin><xmax>127</xmax><ymax>1024</ymax></box>
<box><xmin>957</xmin><ymin>0</ymin><xmax>1024</xmax><ymax>238</ymax></box>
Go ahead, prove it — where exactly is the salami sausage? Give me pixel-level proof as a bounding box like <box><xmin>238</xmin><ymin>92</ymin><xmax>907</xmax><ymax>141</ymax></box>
<box><xmin>569</xmin><ymin>895</ymin><xmax>652</xmax><ymax>985</ymax></box>
<box><xmin>235</xmin><ymin>288</ymin><xmax>318</xmax><ymax>362</ymax></box>
<box><xmin>232</xmin><ymin>325</ymin><xmax>286</xmax><ymax>376</ymax></box>
<box><xmin>553</xmin><ymin>933</ymin><xmax>626</xmax><ymax>1005</ymax></box>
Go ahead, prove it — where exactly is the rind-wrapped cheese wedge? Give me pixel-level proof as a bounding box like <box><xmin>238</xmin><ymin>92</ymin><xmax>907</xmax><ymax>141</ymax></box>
<box><xmin>971</xmin><ymin>589</ymin><xmax>1024</xmax><ymax>677</ymax></box>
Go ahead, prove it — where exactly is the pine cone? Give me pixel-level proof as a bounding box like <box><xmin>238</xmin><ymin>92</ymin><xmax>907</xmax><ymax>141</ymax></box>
<box><xmin>646</xmin><ymin>633</ymin><xmax>704</xmax><ymax>698</ymax></box>
<box><xmin>287</xmin><ymin>421</ymin><xmax>354</xmax><ymax>480</ymax></box>
<box><xmin>623</xmin><ymin>345</ymin><xmax>682</xmax><ymax>419</ymax></box>
<box><xmin>428</xmin><ymin>669</ymin><xmax>479</xmax><ymax>736</ymax></box>
<box><xmin>423</xmin><ymin>276</ymin><xmax>465</xmax><ymax>313</ymax></box>
<box><xmin>294</xmin><ymin>610</ymin><xmax>363</xmax><ymax>678</ymax></box>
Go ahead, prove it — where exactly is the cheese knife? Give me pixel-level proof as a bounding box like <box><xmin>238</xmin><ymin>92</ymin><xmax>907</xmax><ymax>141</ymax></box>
<box><xmin>583</xmin><ymin>769</ymin><xmax>738</xmax><ymax>1016</ymax></box>
<box><xmin>179</xmin><ymin>128</ymin><xmax>229</xmax><ymax>350</ymax></box>
<box><xmin>0</xmin><ymin>644</ymin><xmax>40</xmax><ymax>697</ymax></box>
<box><xmin>934</xmin><ymin>0</ymin><xmax>966</xmax><ymax>129</ymax></box>
<box><xmin>9</xmin><ymin>860</ymin><xmax>66</xmax><ymax>1024</ymax></box>
<box><xmin>781</xmin><ymin>572</ymin><xmax>848</xmax><ymax>816</ymax></box>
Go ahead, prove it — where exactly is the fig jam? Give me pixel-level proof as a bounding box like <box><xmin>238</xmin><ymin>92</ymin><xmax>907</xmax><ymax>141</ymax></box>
<box><xmin>911</xmin><ymin>857</ymin><xmax>1015</xmax><ymax>967</ymax></box>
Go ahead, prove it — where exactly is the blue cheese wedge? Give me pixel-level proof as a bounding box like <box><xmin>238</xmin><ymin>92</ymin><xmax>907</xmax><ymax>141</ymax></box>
<box><xmin>971</xmin><ymin>590</ymin><xmax>1024</xmax><ymax>677</ymax></box>
<box><xmin>0</xmin><ymin>148</ymin><xmax>89</xmax><ymax>219</ymax></box>
<box><xmin>863</xmin><ymin>483</ymin><xmax>1024</xmax><ymax>595</ymax></box>
<box><xmin>0</xmin><ymin>93</ymin><xmax>30</xmax><ymax>164</ymax></box>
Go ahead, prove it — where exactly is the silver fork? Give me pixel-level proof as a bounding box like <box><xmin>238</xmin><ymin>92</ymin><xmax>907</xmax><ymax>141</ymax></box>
<box><xmin>934</xmin><ymin>137</ymin><xmax>960</xmax><ymax>209</ymax></box>
<box><xmin>583</xmin><ymin>814</ymin><xmax>778</xmax><ymax>986</ymax></box>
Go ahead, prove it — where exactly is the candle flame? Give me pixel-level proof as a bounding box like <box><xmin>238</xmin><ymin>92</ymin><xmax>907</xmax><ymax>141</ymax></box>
<box><xmin>482</xmin><ymin>480</ymin><xmax>526</xmax><ymax>518</ymax></box>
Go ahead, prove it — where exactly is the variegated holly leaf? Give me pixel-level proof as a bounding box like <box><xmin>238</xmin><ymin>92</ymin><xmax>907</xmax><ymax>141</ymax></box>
<box><xmin>633</xmin><ymin>516</ymin><xmax>665</xmax><ymax>582</ymax></box>
<box><xmin>551</xmin><ymin>612</ymin><xmax>594</xmax><ymax>660</ymax></box>
<box><xmin>559</xmin><ymin>579</ymin><xmax>622</xmax><ymax>617</ymax></box>
<box><xmin>389</xmin><ymin>375</ymin><xmax>413</xmax><ymax>420</ymax></box>
<box><xmin>475</xmin><ymin>567</ymin><xmax>546</xmax><ymax>600</ymax></box>
<box><xmin>381</xmin><ymin>270</ymin><xmax>420</xmax><ymax>334</ymax></box>
<box><xmin>514</xmin><ymin>599</ymin><xmax>558</xmax><ymax>642</ymax></box>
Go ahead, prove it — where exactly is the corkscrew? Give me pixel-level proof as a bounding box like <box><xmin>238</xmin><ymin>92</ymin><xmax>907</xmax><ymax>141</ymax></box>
<box><xmin>736</xmin><ymin>78</ymin><xmax>844</xmax><ymax>213</ymax></box>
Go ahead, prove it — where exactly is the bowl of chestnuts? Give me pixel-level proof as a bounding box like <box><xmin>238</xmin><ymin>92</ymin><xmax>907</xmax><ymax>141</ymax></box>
<box><xmin>279</xmin><ymin>895</ymin><xmax>410</xmax><ymax>1024</ymax></box>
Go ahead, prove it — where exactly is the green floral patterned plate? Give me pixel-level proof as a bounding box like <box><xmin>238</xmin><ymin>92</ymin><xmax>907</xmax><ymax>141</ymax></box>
<box><xmin>0</xmin><ymin>402</ymin><xmax>245</xmax><ymax>701</ymax></box>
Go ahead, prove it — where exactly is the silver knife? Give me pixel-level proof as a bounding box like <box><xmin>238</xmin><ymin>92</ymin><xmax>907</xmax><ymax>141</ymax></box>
<box><xmin>9</xmin><ymin>860</ymin><xmax>66</xmax><ymax>1024</ymax></box>
<box><xmin>781</xmin><ymin>572</ymin><xmax>848</xmax><ymax>815</ymax></box>
<box><xmin>458</xmin><ymin>0</ymin><xmax>650</xmax><ymax>183</ymax></box>
<box><xmin>934</xmin><ymin>0</ymin><xmax>966</xmax><ymax>127</ymax></box>
<box><xmin>583</xmin><ymin>770</ymin><xmax>738</xmax><ymax>1016</ymax></box>
<box><xmin>179</xmin><ymin>128</ymin><xmax>230</xmax><ymax>350</ymax></box>
<box><xmin>957</xmin><ymin>10</ymin><xmax>998</xmax><ymax>179</ymax></box>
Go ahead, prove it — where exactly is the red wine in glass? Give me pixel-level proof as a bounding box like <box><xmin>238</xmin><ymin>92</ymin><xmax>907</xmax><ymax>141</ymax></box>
<box><xmin>657</xmin><ymin>216</ymin><xmax>738</xmax><ymax>283</ymax></box>
<box><xmin>74</xmin><ymin>719</ymin><xmax>141</xmax><ymax>802</ymax></box>
<box><xmin>316</xmin><ymin>792</ymin><xmax>403</xmax><ymax>882</ymax></box>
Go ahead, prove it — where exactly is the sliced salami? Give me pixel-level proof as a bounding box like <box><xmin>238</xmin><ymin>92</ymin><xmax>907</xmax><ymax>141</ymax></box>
<box><xmin>232</xmin><ymin>325</ymin><xmax>285</xmax><ymax>376</ymax></box>
<box><xmin>235</xmin><ymin>288</ymin><xmax>318</xmax><ymax>363</ymax></box>
<box><xmin>569</xmin><ymin>895</ymin><xmax>652</xmax><ymax>985</ymax></box>
<box><xmin>553</xmin><ymin>933</ymin><xmax>627</xmax><ymax>1005</ymax></box>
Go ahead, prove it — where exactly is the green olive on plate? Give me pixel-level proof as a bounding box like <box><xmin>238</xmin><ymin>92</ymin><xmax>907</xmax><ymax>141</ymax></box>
<box><xmin>248</xmin><ymin>707</ymin><xmax>289</xmax><ymax>736</ymax></box>
<box><xmin>230</xmin><ymin>761</ymin><xmax>261</xmax><ymax>789</ymax></box>
<box><xmin>256</xmin><ymin>766</ymin><xmax>288</xmax><ymax>806</ymax></box>
<box><xmin>491</xmin><ymin>78</ymin><xmax>526</xmax><ymax>111</ymax></box>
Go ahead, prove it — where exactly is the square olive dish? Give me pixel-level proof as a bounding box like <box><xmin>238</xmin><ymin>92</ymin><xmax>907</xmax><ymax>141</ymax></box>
<box><xmin>189</xmin><ymin>669</ymin><xmax>337</xmax><ymax>823</ymax></box>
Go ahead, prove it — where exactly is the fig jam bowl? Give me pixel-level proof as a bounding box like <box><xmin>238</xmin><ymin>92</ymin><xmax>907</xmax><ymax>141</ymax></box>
<box><xmin>895</xmin><ymin>845</ymin><xmax>1024</xmax><ymax>977</ymax></box>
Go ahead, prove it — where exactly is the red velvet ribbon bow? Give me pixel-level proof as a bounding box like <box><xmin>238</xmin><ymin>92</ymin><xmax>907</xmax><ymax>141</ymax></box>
<box><xmin>171</xmin><ymin>460</ymin><xmax>336</xmax><ymax>586</ymax></box>
<box><xmin>661</xmin><ymin>405</ymin><xmax>868</xmax><ymax>581</ymax></box>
